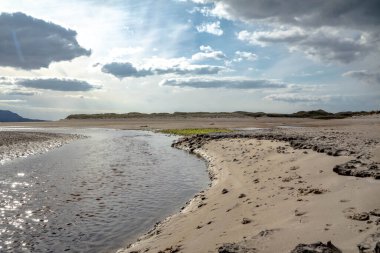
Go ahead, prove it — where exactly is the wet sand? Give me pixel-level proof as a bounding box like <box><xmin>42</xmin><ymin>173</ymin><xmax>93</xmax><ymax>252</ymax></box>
<box><xmin>1</xmin><ymin>114</ymin><xmax>379</xmax><ymax>130</ymax></box>
<box><xmin>118</xmin><ymin>116</ymin><xmax>380</xmax><ymax>253</ymax></box>
<box><xmin>0</xmin><ymin>131</ymin><xmax>83</xmax><ymax>164</ymax></box>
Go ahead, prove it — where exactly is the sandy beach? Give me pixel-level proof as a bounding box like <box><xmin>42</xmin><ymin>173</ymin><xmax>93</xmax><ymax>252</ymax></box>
<box><xmin>1</xmin><ymin>116</ymin><xmax>379</xmax><ymax>252</ymax></box>
<box><xmin>116</xmin><ymin>116</ymin><xmax>380</xmax><ymax>253</ymax></box>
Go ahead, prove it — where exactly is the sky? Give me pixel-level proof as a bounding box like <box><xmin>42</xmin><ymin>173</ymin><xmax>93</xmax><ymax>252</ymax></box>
<box><xmin>0</xmin><ymin>0</ymin><xmax>379</xmax><ymax>120</ymax></box>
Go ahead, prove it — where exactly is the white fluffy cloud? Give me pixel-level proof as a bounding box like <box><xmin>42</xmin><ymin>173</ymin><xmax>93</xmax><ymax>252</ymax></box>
<box><xmin>237</xmin><ymin>28</ymin><xmax>306</xmax><ymax>47</ymax></box>
<box><xmin>191</xmin><ymin>45</ymin><xmax>226</xmax><ymax>61</ymax></box>
<box><xmin>196</xmin><ymin>21</ymin><xmax>223</xmax><ymax>36</ymax></box>
<box><xmin>234</xmin><ymin>51</ymin><xmax>257</xmax><ymax>62</ymax></box>
<box><xmin>238</xmin><ymin>27</ymin><xmax>374</xmax><ymax>63</ymax></box>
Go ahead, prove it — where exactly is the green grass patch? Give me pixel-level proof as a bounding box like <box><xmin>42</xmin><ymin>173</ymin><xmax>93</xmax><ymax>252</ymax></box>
<box><xmin>158</xmin><ymin>128</ymin><xmax>233</xmax><ymax>136</ymax></box>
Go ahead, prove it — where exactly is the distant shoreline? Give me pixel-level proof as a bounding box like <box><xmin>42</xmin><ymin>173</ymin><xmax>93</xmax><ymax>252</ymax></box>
<box><xmin>66</xmin><ymin>109</ymin><xmax>380</xmax><ymax>120</ymax></box>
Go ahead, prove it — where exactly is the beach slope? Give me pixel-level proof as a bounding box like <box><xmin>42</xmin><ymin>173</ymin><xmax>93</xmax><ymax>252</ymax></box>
<box><xmin>121</xmin><ymin>123</ymin><xmax>380</xmax><ymax>253</ymax></box>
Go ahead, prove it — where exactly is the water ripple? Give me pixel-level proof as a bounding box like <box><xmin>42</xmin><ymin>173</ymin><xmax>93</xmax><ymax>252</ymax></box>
<box><xmin>0</xmin><ymin>129</ymin><xmax>208</xmax><ymax>253</ymax></box>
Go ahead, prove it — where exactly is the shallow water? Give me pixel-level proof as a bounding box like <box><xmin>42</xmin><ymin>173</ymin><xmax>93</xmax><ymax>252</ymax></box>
<box><xmin>0</xmin><ymin>129</ymin><xmax>209</xmax><ymax>253</ymax></box>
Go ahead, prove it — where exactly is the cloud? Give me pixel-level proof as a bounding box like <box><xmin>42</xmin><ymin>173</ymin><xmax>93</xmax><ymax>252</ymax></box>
<box><xmin>0</xmin><ymin>99</ymin><xmax>26</xmax><ymax>104</ymax></box>
<box><xmin>0</xmin><ymin>12</ymin><xmax>90</xmax><ymax>70</ymax></box>
<box><xmin>238</xmin><ymin>27</ymin><xmax>373</xmax><ymax>63</ymax></box>
<box><xmin>101</xmin><ymin>62</ymin><xmax>152</xmax><ymax>78</ymax></box>
<box><xmin>237</xmin><ymin>28</ymin><xmax>307</xmax><ymax>46</ymax></box>
<box><xmin>17</xmin><ymin>78</ymin><xmax>98</xmax><ymax>91</ymax></box>
<box><xmin>101</xmin><ymin>59</ymin><xmax>226</xmax><ymax>78</ymax></box>
<box><xmin>196</xmin><ymin>21</ymin><xmax>223</xmax><ymax>36</ymax></box>
<box><xmin>343</xmin><ymin>70</ymin><xmax>380</xmax><ymax>85</ymax></box>
<box><xmin>234</xmin><ymin>51</ymin><xmax>258</xmax><ymax>62</ymax></box>
<box><xmin>264</xmin><ymin>93</ymin><xmax>330</xmax><ymax>103</ymax></box>
<box><xmin>6</xmin><ymin>91</ymin><xmax>36</xmax><ymax>96</ymax></box>
<box><xmin>64</xmin><ymin>94</ymin><xmax>98</xmax><ymax>100</ymax></box>
<box><xmin>191</xmin><ymin>45</ymin><xmax>226</xmax><ymax>61</ymax></box>
<box><xmin>160</xmin><ymin>77</ymin><xmax>287</xmax><ymax>89</ymax></box>
<box><xmin>195</xmin><ymin>1</ymin><xmax>380</xmax><ymax>64</ymax></box>
<box><xmin>196</xmin><ymin>0</ymin><xmax>380</xmax><ymax>29</ymax></box>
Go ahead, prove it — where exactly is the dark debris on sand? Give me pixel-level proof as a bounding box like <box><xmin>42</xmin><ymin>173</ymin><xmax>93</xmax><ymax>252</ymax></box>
<box><xmin>173</xmin><ymin>128</ymin><xmax>380</xmax><ymax>180</ymax></box>
<box><xmin>218</xmin><ymin>243</ymin><xmax>256</xmax><ymax>253</ymax></box>
<box><xmin>290</xmin><ymin>241</ymin><xmax>342</xmax><ymax>253</ymax></box>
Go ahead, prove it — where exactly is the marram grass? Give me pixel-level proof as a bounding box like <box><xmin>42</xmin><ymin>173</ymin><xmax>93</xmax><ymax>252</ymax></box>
<box><xmin>158</xmin><ymin>128</ymin><xmax>233</xmax><ymax>136</ymax></box>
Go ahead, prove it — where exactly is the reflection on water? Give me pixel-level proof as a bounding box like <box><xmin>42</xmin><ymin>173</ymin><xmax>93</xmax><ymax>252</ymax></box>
<box><xmin>0</xmin><ymin>129</ymin><xmax>208</xmax><ymax>253</ymax></box>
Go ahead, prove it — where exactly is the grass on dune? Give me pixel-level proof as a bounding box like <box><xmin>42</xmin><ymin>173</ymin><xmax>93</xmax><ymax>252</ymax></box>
<box><xmin>158</xmin><ymin>128</ymin><xmax>233</xmax><ymax>136</ymax></box>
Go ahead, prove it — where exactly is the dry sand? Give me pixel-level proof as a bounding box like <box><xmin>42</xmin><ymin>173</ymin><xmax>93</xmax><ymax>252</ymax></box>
<box><xmin>118</xmin><ymin>116</ymin><xmax>380</xmax><ymax>253</ymax></box>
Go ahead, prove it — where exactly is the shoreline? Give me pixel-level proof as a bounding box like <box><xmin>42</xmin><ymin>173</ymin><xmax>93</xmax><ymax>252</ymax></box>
<box><xmin>120</xmin><ymin>127</ymin><xmax>380</xmax><ymax>253</ymax></box>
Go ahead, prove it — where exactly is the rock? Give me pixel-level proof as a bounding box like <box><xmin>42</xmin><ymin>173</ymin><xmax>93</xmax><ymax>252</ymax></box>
<box><xmin>258</xmin><ymin>229</ymin><xmax>275</xmax><ymax>237</ymax></box>
<box><xmin>370</xmin><ymin>209</ymin><xmax>380</xmax><ymax>217</ymax></box>
<box><xmin>295</xmin><ymin>209</ymin><xmax>307</xmax><ymax>217</ymax></box>
<box><xmin>375</xmin><ymin>242</ymin><xmax>380</xmax><ymax>253</ymax></box>
<box><xmin>333</xmin><ymin>160</ymin><xmax>380</xmax><ymax>179</ymax></box>
<box><xmin>347</xmin><ymin>212</ymin><xmax>370</xmax><ymax>221</ymax></box>
<box><xmin>241</xmin><ymin>218</ymin><xmax>252</xmax><ymax>224</ymax></box>
<box><xmin>358</xmin><ymin>232</ymin><xmax>380</xmax><ymax>253</ymax></box>
<box><xmin>218</xmin><ymin>243</ymin><xmax>255</xmax><ymax>253</ymax></box>
<box><xmin>197</xmin><ymin>202</ymin><xmax>207</xmax><ymax>208</ymax></box>
<box><xmin>238</xmin><ymin>193</ymin><xmax>247</xmax><ymax>198</ymax></box>
<box><xmin>298</xmin><ymin>188</ymin><xmax>327</xmax><ymax>195</ymax></box>
<box><xmin>222</xmin><ymin>188</ymin><xmax>229</xmax><ymax>194</ymax></box>
<box><xmin>158</xmin><ymin>245</ymin><xmax>182</xmax><ymax>253</ymax></box>
<box><xmin>290</xmin><ymin>241</ymin><xmax>342</xmax><ymax>253</ymax></box>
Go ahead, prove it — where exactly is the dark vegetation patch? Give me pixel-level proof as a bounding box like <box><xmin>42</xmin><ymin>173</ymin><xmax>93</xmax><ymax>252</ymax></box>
<box><xmin>66</xmin><ymin>110</ymin><xmax>380</xmax><ymax>120</ymax></box>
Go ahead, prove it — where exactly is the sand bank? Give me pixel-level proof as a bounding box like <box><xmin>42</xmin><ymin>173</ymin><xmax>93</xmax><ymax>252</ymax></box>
<box><xmin>0</xmin><ymin>131</ymin><xmax>84</xmax><ymax>164</ymax></box>
<box><xmin>1</xmin><ymin>114</ymin><xmax>380</xmax><ymax>130</ymax></box>
<box><xmin>121</xmin><ymin>126</ymin><xmax>380</xmax><ymax>253</ymax></box>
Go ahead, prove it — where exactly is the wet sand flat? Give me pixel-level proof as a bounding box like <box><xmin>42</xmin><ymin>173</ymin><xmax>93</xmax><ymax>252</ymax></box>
<box><xmin>1</xmin><ymin>115</ymin><xmax>379</xmax><ymax>130</ymax></box>
<box><xmin>0</xmin><ymin>131</ymin><xmax>82</xmax><ymax>164</ymax></box>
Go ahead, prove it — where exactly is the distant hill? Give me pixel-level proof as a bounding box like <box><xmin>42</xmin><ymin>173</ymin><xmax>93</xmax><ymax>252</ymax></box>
<box><xmin>66</xmin><ymin>109</ymin><xmax>380</xmax><ymax>120</ymax></box>
<box><xmin>0</xmin><ymin>110</ymin><xmax>43</xmax><ymax>122</ymax></box>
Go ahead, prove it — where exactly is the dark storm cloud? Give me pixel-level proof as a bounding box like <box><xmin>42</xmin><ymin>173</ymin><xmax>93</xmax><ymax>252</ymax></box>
<box><xmin>160</xmin><ymin>77</ymin><xmax>287</xmax><ymax>89</ymax></box>
<box><xmin>200</xmin><ymin>0</ymin><xmax>380</xmax><ymax>64</ymax></box>
<box><xmin>206</xmin><ymin>0</ymin><xmax>380</xmax><ymax>29</ymax></box>
<box><xmin>0</xmin><ymin>12</ymin><xmax>91</xmax><ymax>70</ymax></box>
<box><xmin>343</xmin><ymin>70</ymin><xmax>380</xmax><ymax>85</ymax></box>
<box><xmin>101</xmin><ymin>62</ymin><xmax>226</xmax><ymax>78</ymax></box>
<box><xmin>17</xmin><ymin>78</ymin><xmax>98</xmax><ymax>91</ymax></box>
